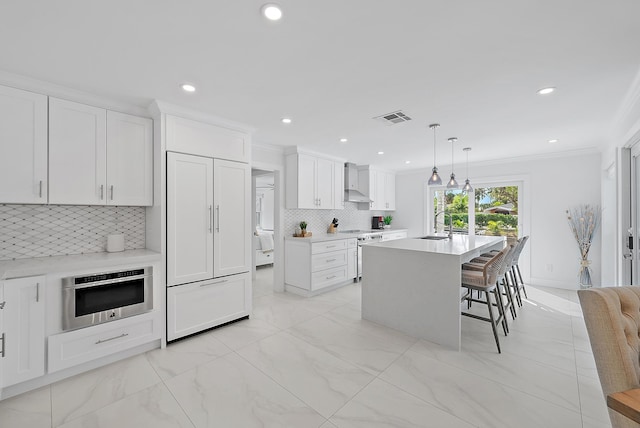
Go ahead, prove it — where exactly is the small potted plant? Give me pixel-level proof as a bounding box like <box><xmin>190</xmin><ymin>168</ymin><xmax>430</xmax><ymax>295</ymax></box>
<box><xmin>299</xmin><ymin>221</ymin><xmax>308</xmax><ymax>236</ymax></box>
<box><xmin>383</xmin><ymin>215</ymin><xmax>393</xmax><ymax>229</ymax></box>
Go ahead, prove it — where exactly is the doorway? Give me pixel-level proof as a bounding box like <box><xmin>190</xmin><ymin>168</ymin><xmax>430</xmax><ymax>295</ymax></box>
<box><xmin>252</xmin><ymin>169</ymin><xmax>276</xmax><ymax>297</ymax></box>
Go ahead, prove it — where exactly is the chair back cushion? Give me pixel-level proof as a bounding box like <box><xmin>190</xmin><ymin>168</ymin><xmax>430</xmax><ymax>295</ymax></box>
<box><xmin>578</xmin><ymin>287</ymin><xmax>640</xmax><ymax>428</ymax></box>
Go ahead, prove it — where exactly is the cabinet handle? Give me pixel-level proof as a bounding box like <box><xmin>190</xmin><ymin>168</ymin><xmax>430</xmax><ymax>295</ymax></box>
<box><xmin>100</xmin><ymin>185</ymin><xmax>104</xmax><ymax>200</ymax></box>
<box><xmin>208</xmin><ymin>205</ymin><xmax>213</xmax><ymax>232</ymax></box>
<box><xmin>326</xmin><ymin>258</ymin><xmax>336</xmax><ymax>262</ymax></box>
<box><xmin>200</xmin><ymin>279</ymin><xmax>228</xmax><ymax>287</ymax></box>
<box><xmin>95</xmin><ymin>333</ymin><xmax>128</xmax><ymax>345</ymax></box>
<box><xmin>0</xmin><ymin>332</ymin><xmax>4</xmax><ymax>358</ymax></box>
<box><xmin>36</xmin><ymin>282</ymin><xmax>40</xmax><ymax>303</ymax></box>
<box><xmin>326</xmin><ymin>275</ymin><xmax>337</xmax><ymax>280</ymax></box>
<box><xmin>110</xmin><ymin>185</ymin><xmax>114</xmax><ymax>200</ymax></box>
<box><xmin>0</xmin><ymin>301</ymin><xmax>5</xmax><ymax>309</ymax></box>
<box><xmin>216</xmin><ymin>205</ymin><xmax>220</xmax><ymax>232</ymax></box>
<box><xmin>327</xmin><ymin>245</ymin><xmax>336</xmax><ymax>248</ymax></box>
<box><xmin>39</xmin><ymin>180</ymin><xmax>43</xmax><ymax>198</ymax></box>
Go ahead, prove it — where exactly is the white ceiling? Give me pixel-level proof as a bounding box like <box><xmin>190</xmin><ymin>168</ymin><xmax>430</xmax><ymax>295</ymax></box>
<box><xmin>1</xmin><ymin>0</ymin><xmax>639</xmax><ymax>171</ymax></box>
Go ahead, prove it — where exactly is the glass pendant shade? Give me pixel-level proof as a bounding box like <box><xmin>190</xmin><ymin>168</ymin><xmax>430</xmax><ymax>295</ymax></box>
<box><xmin>428</xmin><ymin>123</ymin><xmax>442</xmax><ymax>185</ymax></box>
<box><xmin>462</xmin><ymin>147</ymin><xmax>472</xmax><ymax>193</ymax></box>
<box><xmin>428</xmin><ymin>167</ymin><xmax>442</xmax><ymax>185</ymax></box>
<box><xmin>447</xmin><ymin>173</ymin><xmax>458</xmax><ymax>188</ymax></box>
<box><xmin>446</xmin><ymin>137</ymin><xmax>459</xmax><ymax>189</ymax></box>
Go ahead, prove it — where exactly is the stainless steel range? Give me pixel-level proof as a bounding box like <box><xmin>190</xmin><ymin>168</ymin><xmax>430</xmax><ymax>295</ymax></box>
<box><xmin>339</xmin><ymin>230</ymin><xmax>383</xmax><ymax>279</ymax></box>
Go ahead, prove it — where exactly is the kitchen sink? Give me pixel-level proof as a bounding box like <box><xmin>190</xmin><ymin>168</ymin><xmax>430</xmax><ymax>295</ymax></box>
<box><xmin>418</xmin><ymin>235</ymin><xmax>449</xmax><ymax>240</ymax></box>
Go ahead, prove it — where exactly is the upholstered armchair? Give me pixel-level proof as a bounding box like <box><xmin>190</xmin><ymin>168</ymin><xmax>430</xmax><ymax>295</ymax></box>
<box><xmin>578</xmin><ymin>287</ymin><xmax>640</xmax><ymax>428</ymax></box>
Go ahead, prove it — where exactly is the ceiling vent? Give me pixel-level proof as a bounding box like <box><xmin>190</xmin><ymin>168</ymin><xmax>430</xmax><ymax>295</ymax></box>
<box><xmin>373</xmin><ymin>110</ymin><xmax>412</xmax><ymax>125</ymax></box>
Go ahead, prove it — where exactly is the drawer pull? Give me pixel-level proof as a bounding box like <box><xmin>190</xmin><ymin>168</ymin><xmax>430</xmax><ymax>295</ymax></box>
<box><xmin>326</xmin><ymin>275</ymin><xmax>337</xmax><ymax>280</ymax></box>
<box><xmin>0</xmin><ymin>301</ymin><xmax>5</xmax><ymax>310</ymax></box>
<box><xmin>39</xmin><ymin>180</ymin><xmax>43</xmax><ymax>197</ymax></box>
<box><xmin>326</xmin><ymin>258</ymin><xmax>336</xmax><ymax>262</ymax></box>
<box><xmin>0</xmin><ymin>332</ymin><xmax>4</xmax><ymax>358</ymax></box>
<box><xmin>200</xmin><ymin>279</ymin><xmax>228</xmax><ymax>287</ymax></box>
<box><xmin>326</xmin><ymin>245</ymin><xmax>336</xmax><ymax>248</ymax></box>
<box><xmin>95</xmin><ymin>333</ymin><xmax>128</xmax><ymax>345</ymax></box>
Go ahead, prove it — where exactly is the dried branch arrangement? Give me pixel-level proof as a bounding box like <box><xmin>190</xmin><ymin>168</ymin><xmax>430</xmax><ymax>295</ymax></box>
<box><xmin>566</xmin><ymin>204</ymin><xmax>600</xmax><ymax>288</ymax></box>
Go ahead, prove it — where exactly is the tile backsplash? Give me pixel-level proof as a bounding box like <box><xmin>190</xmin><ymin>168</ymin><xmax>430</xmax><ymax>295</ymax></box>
<box><xmin>0</xmin><ymin>205</ymin><xmax>145</xmax><ymax>260</ymax></box>
<box><xmin>284</xmin><ymin>202</ymin><xmax>388</xmax><ymax>236</ymax></box>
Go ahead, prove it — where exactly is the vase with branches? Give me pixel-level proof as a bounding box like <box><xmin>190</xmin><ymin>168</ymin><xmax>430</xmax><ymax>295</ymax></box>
<box><xmin>566</xmin><ymin>204</ymin><xmax>600</xmax><ymax>289</ymax></box>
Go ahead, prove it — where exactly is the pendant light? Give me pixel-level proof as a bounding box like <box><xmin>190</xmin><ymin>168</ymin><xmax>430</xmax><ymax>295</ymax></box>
<box><xmin>427</xmin><ymin>123</ymin><xmax>442</xmax><ymax>185</ymax></box>
<box><xmin>462</xmin><ymin>147</ymin><xmax>473</xmax><ymax>193</ymax></box>
<box><xmin>446</xmin><ymin>137</ymin><xmax>459</xmax><ymax>189</ymax></box>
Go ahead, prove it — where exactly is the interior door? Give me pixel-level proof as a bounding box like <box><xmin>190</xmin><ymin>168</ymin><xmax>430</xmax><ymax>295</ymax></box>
<box><xmin>213</xmin><ymin>159</ymin><xmax>251</xmax><ymax>277</ymax></box>
<box><xmin>167</xmin><ymin>152</ymin><xmax>214</xmax><ymax>286</ymax></box>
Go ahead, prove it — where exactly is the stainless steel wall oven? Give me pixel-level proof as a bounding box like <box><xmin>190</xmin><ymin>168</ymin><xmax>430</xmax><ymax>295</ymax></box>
<box><xmin>62</xmin><ymin>267</ymin><xmax>153</xmax><ymax>331</ymax></box>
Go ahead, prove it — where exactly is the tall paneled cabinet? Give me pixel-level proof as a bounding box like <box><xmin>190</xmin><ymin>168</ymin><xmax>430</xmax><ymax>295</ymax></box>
<box><xmin>163</xmin><ymin>113</ymin><xmax>252</xmax><ymax>341</ymax></box>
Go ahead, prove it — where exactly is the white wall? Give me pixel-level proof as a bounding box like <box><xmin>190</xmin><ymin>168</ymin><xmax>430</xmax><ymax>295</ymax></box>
<box><xmin>395</xmin><ymin>151</ymin><xmax>602</xmax><ymax>289</ymax></box>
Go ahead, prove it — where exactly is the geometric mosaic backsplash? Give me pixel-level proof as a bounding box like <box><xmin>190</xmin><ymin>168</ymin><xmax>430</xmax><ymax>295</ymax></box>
<box><xmin>0</xmin><ymin>205</ymin><xmax>145</xmax><ymax>261</ymax></box>
<box><xmin>284</xmin><ymin>201</ymin><xmax>389</xmax><ymax>236</ymax></box>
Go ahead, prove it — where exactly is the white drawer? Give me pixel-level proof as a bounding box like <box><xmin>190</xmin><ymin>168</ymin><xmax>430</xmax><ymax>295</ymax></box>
<box><xmin>167</xmin><ymin>273</ymin><xmax>250</xmax><ymax>341</ymax></box>
<box><xmin>311</xmin><ymin>250</ymin><xmax>347</xmax><ymax>272</ymax></box>
<box><xmin>312</xmin><ymin>239</ymin><xmax>348</xmax><ymax>254</ymax></box>
<box><xmin>48</xmin><ymin>313</ymin><xmax>159</xmax><ymax>373</ymax></box>
<box><xmin>256</xmin><ymin>251</ymin><xmax>274</xmax><ymax>265</ymax></box>
<box><xmin>311</xmin><ymin>266</ymin><xmax>348</xmax><ymax>291</ymax></box>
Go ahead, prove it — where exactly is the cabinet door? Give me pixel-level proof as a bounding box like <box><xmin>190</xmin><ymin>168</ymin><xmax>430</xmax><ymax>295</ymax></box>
<box><xmin>214</xmin><ymin>159</ymin><xmax>251</xmax><ymax>277</ymax></box>
<box><xmin>49</xmin><ymin>98</ymin><xmax>107</xmax><ymax>205</ymax></box>
<box><xmin>333</xmin><ymin>161</ymin><xmax>344</xmax><ymax>209</ymax></box>
<box><xmin>0</xmin><ymin>86</ymin><xmax>48</xmax><ymax>204</ymax></box>
<box><xmin>316</xmin><ymin>158</ymin><xmax>334</xmax><ymax>209</ymax></box>
<box><xmin>375</xmin><ymin>170</ymin><xmax>386</xmax><ymax>210</ymax></box>
<box><xmin>297</xmin><ymin>154</ymin><xmax>317</xmax><ymax>209</ymax></box>
<box><xmin>167</xmin><ymin>152</ymin><xmax>214</xmax><ymax>286</ymax></box>
<box><xmin>106</xmin><ymin>111</ymin><xmax>153</xmax><ymax>206</ymax></box>
<box><xmin>167</xmin><ymin>273</ymin><xmax>250</xmax><ymax>341</ymax></box>
<box><xmin>384</xmin><ymin>172</ymin><xmax>396</xmax><ymax>210</ymax></box>
<box><xmin>1</xmin><ymin>276</ymin><xmax>45</xmax><ymax>387</ymax></box>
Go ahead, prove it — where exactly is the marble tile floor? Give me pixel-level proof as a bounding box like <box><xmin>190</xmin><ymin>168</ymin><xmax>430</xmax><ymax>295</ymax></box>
<box><xmin>0</xmin><ymin>270</ymin><xmax>612</xmax><ymax>428</ymax></box>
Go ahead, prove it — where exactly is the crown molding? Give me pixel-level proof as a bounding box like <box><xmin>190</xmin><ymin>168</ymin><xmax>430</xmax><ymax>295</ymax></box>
<box><xmin>149</xmin><ymin>100</ymin><xmax>255</xmax><ymax>134</ymax></box>
<box><xmin>0</xmin><ymin>69</ymin><xmax>150</xmax><ymax>117</ymax></box>
<box><xmin>252</xmin><ymin>142</ymin><xmax>286</xmax><ymax>155</ymax></box>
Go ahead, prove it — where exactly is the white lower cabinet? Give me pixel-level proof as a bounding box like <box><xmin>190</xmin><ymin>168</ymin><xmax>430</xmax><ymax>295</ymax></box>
<box><xmin>47</xmin><ymin>313</ymin><xmax>158</xmax><ymax>373</ymax></box>
<box><xmin>285</xmin><ymin>238</ymin><xmax>356</xmax><ymax>295</ymax></box>
<box><xmin>167</xmin><ymin>273</ymin><xmax>251</xmax><ymax>341</ymax></box>
<box><xmin>1</xmin><ymin>276</ymin><xmax>46</xmax><ymax>388</ymax></box>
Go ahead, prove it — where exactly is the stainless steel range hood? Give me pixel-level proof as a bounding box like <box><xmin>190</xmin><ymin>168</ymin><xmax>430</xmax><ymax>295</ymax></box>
<box><xmin>344</xmin><ymin>163</ymin><xmax>372</xmax><ymax>203</ymax></box>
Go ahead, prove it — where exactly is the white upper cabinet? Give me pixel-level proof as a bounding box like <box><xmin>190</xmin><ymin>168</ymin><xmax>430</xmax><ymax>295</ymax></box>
<box><xmin>106</xmin><ymin>111</ymin><xmax>153</xmax><ymax>206</ymax></box>
<box><xmin>213</xmin><ymin>159</ymin><xmax>251</xmax><ymax>277</ymax></box>
<box><xmin>165</xmin><ymin>115</ymin><xmax>249</xmax><ymax>163</ymax></box>
<box><xmin>358</xmin><ymin>166</ymin><xmax>396</xmax><ymax>211</ymax></box>
<box><xmin>167</xmin><ymin>152</ymin><xmax>214</xmax><ymax>286</ymax></box>
<box><xmin>285</xmin><ymin>151</ymin><xmax>345</xmax><ymax>210</ymax></box>
<box><xmin>49</xmin><ymin>98</ymin><xmax>153</xmax><ymax>206</ymax></box>
<box><xmin>0</xmin><ymin>85</ymin><xmax>48</xmax><ymax>204</ymax></box>
<box><xmin>49</xmin><ymin>98</ymin><xmax>107</xmax><ymax>205</ymax></box>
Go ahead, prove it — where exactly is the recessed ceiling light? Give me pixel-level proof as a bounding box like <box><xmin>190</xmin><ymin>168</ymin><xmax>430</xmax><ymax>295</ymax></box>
<box><xmin>261</xmin><ymin>4</ymin><xmax>283</xmax><ymax>21</ymax></box>
<box><xmin>340</xmin><ymin>138</ymin><xmax>348</xmax><ymax>143</ymax></box>
<box><xmin>405</xmin><ymin>161</ymin><xmax>411</xmax><ymax>164</ymax></box>
<box><xmin>281</xmin><ymin>117</ymin><xmax>292</xmax><ymax>124</ymax></box>
<box><xmin>378</xmin><ymin>151</ymin><xmax>384</xmax><ymax>155</ymax></box>
<box><xmin>181</xmin><ymin>83</ymin><xmax>196</xmax><ymax>93</ymax></box>
<box><xmin>548</xmin><ymin>139</ymin><xmax>559</xmax><ymax>143</ymax></box>
<box><xmin>537</xmin><ymin>87</ymin><xmax>556</xmax><ymax>95</ymax></box>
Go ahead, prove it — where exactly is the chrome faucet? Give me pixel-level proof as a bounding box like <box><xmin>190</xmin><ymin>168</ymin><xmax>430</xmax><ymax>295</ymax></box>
<box><xmin>434</xmin><ymin>210</ymin><xmax>453</xmax><ymax>239</ymax></box>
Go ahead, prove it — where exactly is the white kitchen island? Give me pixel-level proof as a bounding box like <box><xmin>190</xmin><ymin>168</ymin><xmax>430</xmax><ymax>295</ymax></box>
<box><xmin>361</xmin><ymin>235</ymin><xmax>505</xmax><ymax>350</ymax></box>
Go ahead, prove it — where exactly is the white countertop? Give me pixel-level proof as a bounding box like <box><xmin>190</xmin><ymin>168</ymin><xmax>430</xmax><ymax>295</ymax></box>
<box><xmin>365</xmin><ymin>235</ymin><xmax>504</xmax><ymax>256</ymax></box>
<box><xmin>284</xmin><ymin>228</ymin><xmax>409</xmax><ymax>243</ymax></box>
<box><xmin>0</xmin><ymin>249</ymin><xmax>162</xmax><ymax>280</ymax></box>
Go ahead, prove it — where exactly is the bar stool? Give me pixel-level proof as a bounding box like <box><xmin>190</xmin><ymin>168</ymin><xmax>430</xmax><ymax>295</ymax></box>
<box><xmin>511</xmin><ymin>236</ymin><xmax>529</xmax><ymax>304</ymax></box>
<box><xmin>464</xmin><ymin>244</ymin><xmax>517</xmax><ymax>323</ymax></box>
<box><xmin>461</xmin><ymin>246</ymin><xmax>510</xmax><ymax>353</ymax></box>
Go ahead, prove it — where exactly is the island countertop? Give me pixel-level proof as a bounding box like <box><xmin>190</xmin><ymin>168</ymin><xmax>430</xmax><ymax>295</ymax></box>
<box><xmin>364</xmin><ymin>234</ymin><xmax>504</xmax><ymax>256</ymax></box>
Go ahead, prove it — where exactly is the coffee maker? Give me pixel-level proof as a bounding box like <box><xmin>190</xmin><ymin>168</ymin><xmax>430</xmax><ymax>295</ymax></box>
<box><xmin>371</xmin><ymin>216</ymin><xmax>384</xmax><ymax>229</ymax></box>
